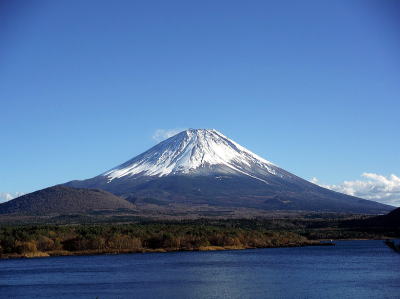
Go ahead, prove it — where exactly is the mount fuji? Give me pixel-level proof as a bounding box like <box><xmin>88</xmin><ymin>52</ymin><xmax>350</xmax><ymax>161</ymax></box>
<box><xmin>66</xmin><ymin>129</ymin><xmax>392</xmax><ymax>214</ymax></box>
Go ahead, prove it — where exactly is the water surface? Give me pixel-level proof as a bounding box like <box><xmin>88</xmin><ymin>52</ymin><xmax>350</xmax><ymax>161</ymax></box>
<box><xmin>1</xmin><ymin>240</ymin><xmax>399</xmax><ymax>298</ymax></box>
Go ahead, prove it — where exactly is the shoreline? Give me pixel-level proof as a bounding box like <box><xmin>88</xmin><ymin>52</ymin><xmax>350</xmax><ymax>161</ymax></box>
<box><xmin>0</xmin><ymin>241</ymin><xmax>333</xmax><ymax>260</ymax></box>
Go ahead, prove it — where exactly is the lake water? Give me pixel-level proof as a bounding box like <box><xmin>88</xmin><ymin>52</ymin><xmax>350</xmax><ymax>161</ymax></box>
<box><xmin>1</xmin><ymin>240</ymin><xmax>399</xmax><ymax>299</ymax></box>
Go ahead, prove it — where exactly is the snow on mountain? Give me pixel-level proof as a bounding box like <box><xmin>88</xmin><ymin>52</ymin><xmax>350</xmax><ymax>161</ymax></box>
<box><xmin>64</xmin><ymin>128</ymin><xmax>394</xmax><ymax>214</ymax></box>
<box><xmin>104</xmin><ymin>129</ymin><xmax>282</xmax><ymax>183</ymax></box>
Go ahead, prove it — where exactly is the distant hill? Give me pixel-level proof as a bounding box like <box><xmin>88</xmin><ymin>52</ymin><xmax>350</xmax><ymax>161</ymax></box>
<box><xmin>362</xmin><ymin>207</ymin><xmax>400</xmax><ymax>228</ymax></box>
<box><xmin>0</xmin><ymin>186</ymin><xmax>135</xmax><ymax>215</ymax></box>
<box><xmin>341</xmin><ymin>207</ymin><xmax>400</xmax><ymax>235</ymax></box>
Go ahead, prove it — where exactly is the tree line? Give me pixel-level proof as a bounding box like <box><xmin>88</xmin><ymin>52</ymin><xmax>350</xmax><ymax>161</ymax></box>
<box><xmin>0</xmin><ymin>222</ymin><xmax>311</xmax><ymax>258</ymax></box>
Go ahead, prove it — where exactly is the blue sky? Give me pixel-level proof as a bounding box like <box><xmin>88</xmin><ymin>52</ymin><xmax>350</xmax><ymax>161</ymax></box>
<box><xmin>1</xmin><ymin>1</ymin><xmax>399</xmax><ymax>204</ymax></box>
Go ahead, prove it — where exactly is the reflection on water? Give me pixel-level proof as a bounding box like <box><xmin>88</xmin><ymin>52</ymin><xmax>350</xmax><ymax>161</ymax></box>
<box><xmin>0</xmin><ymin>240</ymin><xmax>399</xmax><ymax>298</ymax></box>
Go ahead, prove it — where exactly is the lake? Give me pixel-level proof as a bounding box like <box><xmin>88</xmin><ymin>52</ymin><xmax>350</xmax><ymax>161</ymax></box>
<box><xmin>0</xmin><ymin>240</ymin><xmax>399</xmax><ymax>298</ymax></box>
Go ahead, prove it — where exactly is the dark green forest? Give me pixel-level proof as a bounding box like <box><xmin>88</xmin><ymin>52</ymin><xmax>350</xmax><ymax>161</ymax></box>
<box><xmin>0</xmin><ymin>220</ymin><xmax>316</xmax><ymax>258</ymax></box>
<box><xmin>1</xmin><ymin>215</ymin><xmax>398</xmax><ymax>259</ymax></box>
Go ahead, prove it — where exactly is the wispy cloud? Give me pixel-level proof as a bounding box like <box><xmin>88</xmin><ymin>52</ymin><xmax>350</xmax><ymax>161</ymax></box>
<box><xmin>0</xmin><ymin>192</ymin><xmax>24</xmax><ymax>203</ymax></box>
<box><xmin>310</xmin><ymin>173</ymin><xmax>400</xmax><ymax>207</ymax></box>
<box><xmin>152</xmin><ymin>128</ymin><xmax>185</xmax><ymax>142</ymax></box>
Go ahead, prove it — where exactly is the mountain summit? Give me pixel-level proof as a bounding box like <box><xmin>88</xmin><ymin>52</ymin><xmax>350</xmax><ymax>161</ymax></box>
<box><xmin>66</xmin><ymin>129</ymin><xmax>393</xmax><ymax>214</ymax></box>
<box><xmin>104</xmin><ymin>129</ymin><xmax>280</xmax><ymax>183</ymax></box>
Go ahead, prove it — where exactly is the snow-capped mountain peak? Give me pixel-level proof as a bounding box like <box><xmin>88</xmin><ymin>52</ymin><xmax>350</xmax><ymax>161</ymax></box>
<box><xmin>103</xmin><ymin>129</ymin><xmax>281</xmax><ymax>182</ymax></box>
<box><xmin>64</xmin><ymin>129</ymin><xmax>394</xmax><ymax>214</ymax></box>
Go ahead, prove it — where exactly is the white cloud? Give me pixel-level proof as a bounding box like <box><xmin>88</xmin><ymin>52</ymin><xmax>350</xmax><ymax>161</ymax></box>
<box><xmin>310</xmin><ymin>173</ymin><xmax>400</xmax><ymax>207</ymax></box>
<box><xmin>0</xmin><ymin>192</ymin><xmax>24</xmax><ymax>203</ymax></box>
<box><xmin>152</xmin><ymin>128</ymin><xmax>185</xmax><ymax>142</ymax></box>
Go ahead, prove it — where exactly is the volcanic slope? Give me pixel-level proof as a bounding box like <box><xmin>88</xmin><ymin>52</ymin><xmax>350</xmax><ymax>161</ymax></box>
<box><xmin>0</xmin><ymin>186</ymin><xmax>135</xmax><ymax>215</ymax></box>
<box><xmin>66</xmin><ymin>129</ymin><xmax>393</xmax><ymax>214</ymax></box>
